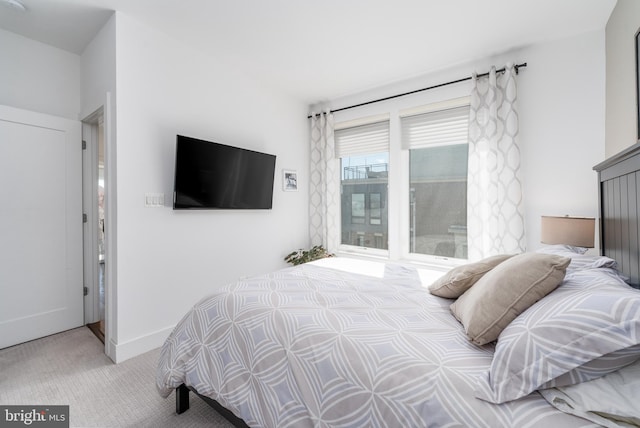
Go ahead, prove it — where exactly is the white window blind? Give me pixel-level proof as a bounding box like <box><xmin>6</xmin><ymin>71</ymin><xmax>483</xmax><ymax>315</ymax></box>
<box><xmin>335</xmin><ymin>120</ymin><xmax>389</xmax><ymax>157</ymax></box>
<box><xmin>401</xmin><ymin>105</ymin><xmax>470</xmax><ymax>150</ymax></box>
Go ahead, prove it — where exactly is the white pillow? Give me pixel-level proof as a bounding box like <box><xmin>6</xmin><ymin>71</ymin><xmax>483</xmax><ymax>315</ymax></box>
<box><xmin>535</xmin><ymin>246</ymin><xmax>617</xmax><ymax>271</ymax></box>
<box><xmin>539</xmin><ymin>358</ymin><xmax>640</xmax><ymax>427</ymax></box>
<box><xmin>537</xmin><ymin>244</ymin><xmax>588</xmax><ymax>255</ymax></box>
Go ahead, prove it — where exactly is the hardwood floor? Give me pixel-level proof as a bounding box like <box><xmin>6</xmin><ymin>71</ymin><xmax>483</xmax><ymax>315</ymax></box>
<box><xmin>87</xmin><ymin>320</ymin><xmax>104</xmax><ymax>343</ymax></box>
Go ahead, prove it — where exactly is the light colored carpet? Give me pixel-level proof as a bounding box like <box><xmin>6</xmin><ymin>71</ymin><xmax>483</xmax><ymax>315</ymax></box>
<box><xmin>0</xmin><ymin>327</ymin><xmax>234</xmax><ymax>427</ymax></box>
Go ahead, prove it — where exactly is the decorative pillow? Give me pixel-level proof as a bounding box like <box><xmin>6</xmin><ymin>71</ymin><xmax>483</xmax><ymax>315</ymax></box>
<box><xmin>428</xmin><ymin>254</ymin><xmax>513</xmax><ymax>299</ymax></box>
<box><xmin>475</xmin><ymin>270</ymin><xmax>640</xmax><ymax>404</ymax></box>
<box><xmin>450</xmin><ymin>253</ymin><xmax>570</xmax><ymax>346</ymax></box>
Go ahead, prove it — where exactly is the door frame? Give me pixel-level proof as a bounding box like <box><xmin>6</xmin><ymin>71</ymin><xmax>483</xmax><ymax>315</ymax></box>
<box><xmin>82</xmin><ymin>93</ymin><xmax>116</xmax><ymax>362</ymax></box>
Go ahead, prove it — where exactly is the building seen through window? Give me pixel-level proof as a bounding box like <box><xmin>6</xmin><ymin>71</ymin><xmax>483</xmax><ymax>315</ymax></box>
<box><xmin>410</xmin><ymin>144</ymin><xmax>467</xmax><ymax>258</ymax></box>
<box><xmin>340</xmin><ymin>145</ymin><xmax>467</xmax><ymax>257</ymax></box>
<box><xmin>341</xmin><ymin>153</ymin><xmax>389</xmax><ymax>249</ymax></box>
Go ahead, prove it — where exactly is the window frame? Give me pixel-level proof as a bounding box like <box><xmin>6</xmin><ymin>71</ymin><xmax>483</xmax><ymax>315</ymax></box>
<box><xmin>334</xmin><ymin>113</ymin><xmax>391</xmax><ymax>254</ymax></box>
<box><xmin>401</xmin><ymin>102</ymin><xmax>470</xmax><ymax>261</ymax></box>
<box><xmin>335</xmin><ymin>115</ymin><xmax>391</xmax><ymax>257</ymax></box>
<box><xmin>333</xmin><ymin>98</ymin><xmax>471</xmax><ymax>267</ymax></box>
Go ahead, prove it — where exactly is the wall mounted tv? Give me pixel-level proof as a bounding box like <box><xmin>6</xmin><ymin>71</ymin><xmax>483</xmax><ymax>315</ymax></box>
<box><xmin>173</xmin><ymin>135</ymin><xmax>276</xmax><ymax>209</ymax></box>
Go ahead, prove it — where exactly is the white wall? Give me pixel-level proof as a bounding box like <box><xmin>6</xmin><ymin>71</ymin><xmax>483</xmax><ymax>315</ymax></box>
<box><xmin>320</xmin><ymin>30</ymin><xmax>605</xmax><ymax>256</ymax></box>
<box><xmin>81</xmin><ymin>14</ymin><xmax>116</xmax><ymax>120</ymax></box>
<box><xmin>605</xmin><ymin>0</ymin><xmax>640</xmax><ymax>157</ymax></box>
<box><xmin>519</xmin><ymin>30</ymin><xmax>605</xmax><ymax>252</ymax></box>
<box><xmin>111</xmin><ymin>14</ymin><xmax>309</xmax><ymax>361</ymax></box>
<box><xmin>0</xmin><ymin>28</ymin><xmax>80</xmax><ymax>120</ymax></box>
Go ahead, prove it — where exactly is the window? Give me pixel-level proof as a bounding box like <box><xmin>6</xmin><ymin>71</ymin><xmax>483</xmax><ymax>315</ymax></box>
<box><xmin>336</xmin><ymin>120</ymin><xmax>389</xmax><ymax>250</ymax></box>
<box><xmin>401</xmin><ymin>105</ymin><xmax>470</xmax><ymax>258</ymax></box>
<box><xmin>332</xmin><ymin>99</ymin><xmax>469</xmax><ymax>261</ymax></box>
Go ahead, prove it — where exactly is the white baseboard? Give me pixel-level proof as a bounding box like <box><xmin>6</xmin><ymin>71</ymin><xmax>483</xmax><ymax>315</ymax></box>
<box><xmin>111</xmin><ymin>325</ymin><xmax>175</xmax><ymax>363</ymax></box>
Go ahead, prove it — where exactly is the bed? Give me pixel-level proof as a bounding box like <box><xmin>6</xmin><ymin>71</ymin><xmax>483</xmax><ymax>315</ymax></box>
<box><xmin>156</xmin><ymin>143</ymin><xmax>640</xmax><ymax>427</ymax></box>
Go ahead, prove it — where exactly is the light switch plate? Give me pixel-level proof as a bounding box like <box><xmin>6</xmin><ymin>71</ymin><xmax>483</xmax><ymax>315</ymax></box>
<box><xmin>144</xmin><ymin>193</ymin><xmax>164</xmax><ymax>207</ymax></box>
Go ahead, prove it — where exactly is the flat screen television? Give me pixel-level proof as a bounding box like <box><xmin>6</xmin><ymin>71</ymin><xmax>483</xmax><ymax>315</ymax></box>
<box><xmin>173</xmin><ymin>135</ymin><xmax>276</xmax><ymax>209</ymax></box>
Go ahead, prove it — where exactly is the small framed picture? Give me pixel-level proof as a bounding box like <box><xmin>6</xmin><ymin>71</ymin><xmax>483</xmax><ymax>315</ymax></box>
<box><xmin>283</xmin><ymin>170</ymin><xmax>298</xmax><ymax>191</ymax></box>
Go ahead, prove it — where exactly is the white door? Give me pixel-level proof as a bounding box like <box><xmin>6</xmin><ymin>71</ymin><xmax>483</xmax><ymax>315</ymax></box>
<box><xmin>0</xmin><ymin>105</ymin><xmax>83</xmax><ymax>349</ymax></box>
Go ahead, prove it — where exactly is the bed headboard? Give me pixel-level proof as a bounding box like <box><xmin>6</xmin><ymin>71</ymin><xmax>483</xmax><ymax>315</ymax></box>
<box><xmin>593</xmin><ymin>142</ymin><xmax>640</xmax><ymax>288</ymax></box>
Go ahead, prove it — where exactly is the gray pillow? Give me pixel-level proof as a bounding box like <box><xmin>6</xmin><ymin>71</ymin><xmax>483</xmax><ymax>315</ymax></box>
<box><xmin>475</xmin><ymin>268</ymin><xmax>640</xmax><ymax>403</ymax></box>
<box><xmin>428</xmin><ymin>254</ymin><xmax>513</xmax><ymax>299</ymax></box>
<box><xmin>450</xmin><ymin>252</ymin><xmax>570</xmax><ymax>346</ymax></box>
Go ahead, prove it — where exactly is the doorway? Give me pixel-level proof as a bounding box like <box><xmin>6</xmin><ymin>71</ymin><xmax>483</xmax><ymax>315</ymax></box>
<box><xmin>82</xmin><ymin>109</ymin><xmax>106</xmax><ymax>343</ymax></box>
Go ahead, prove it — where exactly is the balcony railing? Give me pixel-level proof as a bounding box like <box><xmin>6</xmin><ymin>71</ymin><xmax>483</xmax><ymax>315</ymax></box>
<box><xmin>343</xmin><ymin>163</ymin><xmax>388</xmax><ymax>180</ymax></box>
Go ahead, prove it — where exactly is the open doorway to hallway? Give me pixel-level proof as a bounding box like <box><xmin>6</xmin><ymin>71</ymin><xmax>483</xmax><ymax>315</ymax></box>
<box><xmin>83</xmin><ymin>109</ymin><xmax>106</xmax><ymax>344</ymax></box>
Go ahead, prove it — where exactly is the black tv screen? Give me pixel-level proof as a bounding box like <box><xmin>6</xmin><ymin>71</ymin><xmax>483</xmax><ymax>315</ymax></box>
<box><xmin>173</xmin><ymin>135</ymin><xmax>276</xmax><ymax>209</ymax></box>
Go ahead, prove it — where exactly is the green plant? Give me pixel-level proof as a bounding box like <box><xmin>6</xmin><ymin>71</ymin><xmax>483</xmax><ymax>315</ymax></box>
<box><xmin>284</xmin><ymin>245</ymin><xmax>334</xmax><ymax>266</ymax></box>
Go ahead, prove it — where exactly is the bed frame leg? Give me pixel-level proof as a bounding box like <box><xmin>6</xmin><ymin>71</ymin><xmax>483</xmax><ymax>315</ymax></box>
<box><xmin>176</xmin><ymin>384</ymin><xmax>190</xmax><ymax>414</ymax></box>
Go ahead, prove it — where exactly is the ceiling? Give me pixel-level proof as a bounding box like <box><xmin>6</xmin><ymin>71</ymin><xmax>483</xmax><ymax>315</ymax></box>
<box><xmin>0</xmin><ymin>0</ymin><xmax>617</xmax><ymax>104</ymax></box>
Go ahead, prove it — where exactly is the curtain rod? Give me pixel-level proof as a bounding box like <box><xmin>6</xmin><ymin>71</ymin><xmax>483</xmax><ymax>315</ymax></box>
<box><xmin>307</xmin><ymin>62</ymin><xmax>527</xmax><ymax>119</ymax></box>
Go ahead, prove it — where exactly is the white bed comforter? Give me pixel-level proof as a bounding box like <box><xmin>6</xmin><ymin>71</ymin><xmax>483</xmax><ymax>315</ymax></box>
<box><xmin>156</xmin><ymin>260</ymin><xmax>595</xmax><ymax>427</ymax></box>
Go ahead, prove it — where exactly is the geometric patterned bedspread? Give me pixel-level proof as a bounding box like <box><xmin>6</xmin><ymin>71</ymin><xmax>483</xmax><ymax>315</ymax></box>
<box><xmin>156</xmin><ymin>260</ymin><xmax>596</xmax><ymax>427</ymax></box>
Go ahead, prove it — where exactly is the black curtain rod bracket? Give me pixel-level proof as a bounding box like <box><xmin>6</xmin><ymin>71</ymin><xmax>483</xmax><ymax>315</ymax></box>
<box><xmin>308</xmin><ymin>62</ymin><xmax>527</xmax><ymax>118</ymax></box>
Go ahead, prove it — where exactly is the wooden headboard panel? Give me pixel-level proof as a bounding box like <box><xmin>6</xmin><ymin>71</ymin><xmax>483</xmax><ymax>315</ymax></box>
<box><xmin>593</xmin><ymin>142</ymin><xmax>640</xmax><ymax>288</ymax></box>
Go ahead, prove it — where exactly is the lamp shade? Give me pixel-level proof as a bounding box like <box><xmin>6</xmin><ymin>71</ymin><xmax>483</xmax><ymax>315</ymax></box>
<box><xmin>541</xmin><ymin>216</ymin><xmax>595</xmax><ymax>248</ymax></box>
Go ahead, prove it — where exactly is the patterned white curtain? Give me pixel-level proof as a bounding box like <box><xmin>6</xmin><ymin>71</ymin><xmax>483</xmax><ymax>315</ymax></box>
<box><xmin>309</xmin><ymin>112</ymin><xmax>339</xmax><ymax>252</ymax></box>
<box><xmin>467</xmin><ymin>64</ymin><xmax>525</xmax><ymax>260</ymax></box>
